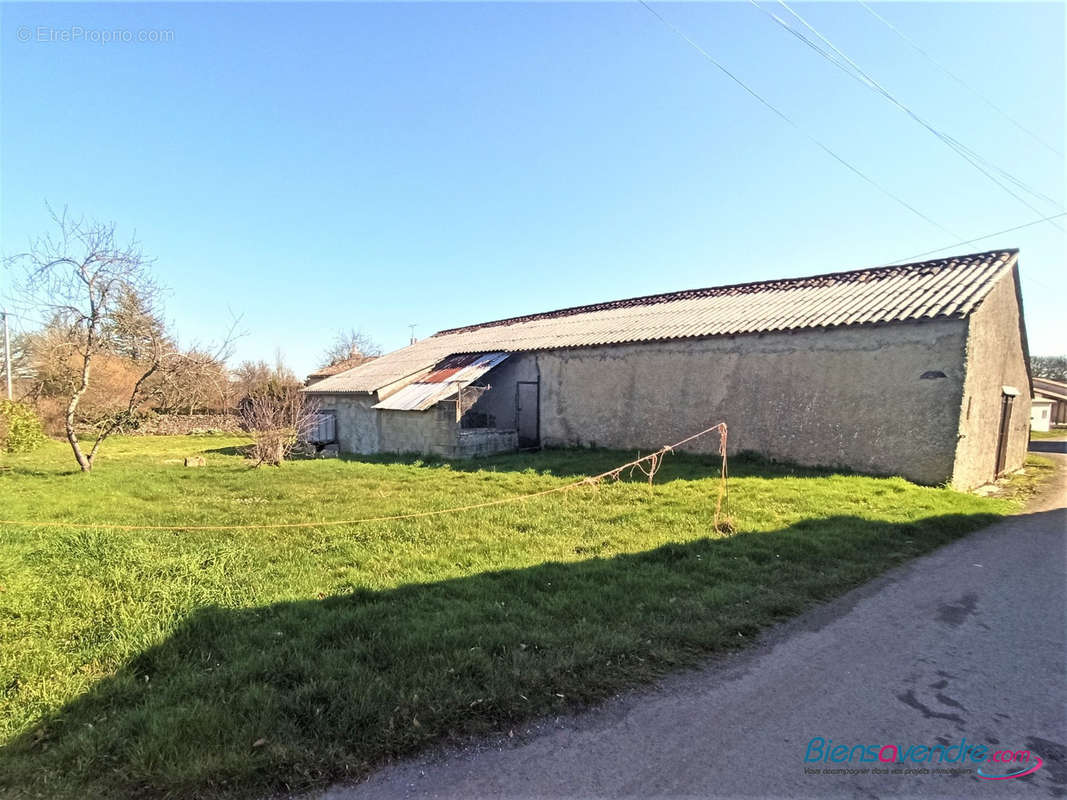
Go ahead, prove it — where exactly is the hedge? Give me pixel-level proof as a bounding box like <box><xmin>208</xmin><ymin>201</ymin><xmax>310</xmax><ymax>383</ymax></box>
<box><xmin>0</xmin><ymin>400</ymin><xmax>48</xmax><ymax>454</ymax></box>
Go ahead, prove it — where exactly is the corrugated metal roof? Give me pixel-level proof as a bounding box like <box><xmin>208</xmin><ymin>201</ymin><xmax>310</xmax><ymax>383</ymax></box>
<box><xmin>372</xmin><ymin>352</ymin><xmax>509</xmax><ymax>411</ymax></box>
<box><xmin>306</xmin><ymin>250</ymin><xmax>1018</xmax><ymax>394</ymax></box>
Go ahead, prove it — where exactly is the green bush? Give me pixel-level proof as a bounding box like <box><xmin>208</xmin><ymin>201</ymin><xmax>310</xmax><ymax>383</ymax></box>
<box><xmin>0</xmin><ymin>400</ymin><xmax>48</xmax><ymax>453</ymax></box>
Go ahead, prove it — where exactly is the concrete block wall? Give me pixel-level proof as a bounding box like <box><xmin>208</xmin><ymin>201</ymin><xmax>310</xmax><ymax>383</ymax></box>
<box><xmin>379</xmin><ymin>403</ymin><xmax>460</xmax><ymax>456</ymax></box>
<box><xmin>457</xmin><ymin>428</ymin><xmax>519</xmax><ymax>457</ymax></box>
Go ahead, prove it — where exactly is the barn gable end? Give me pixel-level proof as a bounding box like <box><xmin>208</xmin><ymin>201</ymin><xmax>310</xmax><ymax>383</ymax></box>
<box><xmin>951</xmin><ymin>265</ymin><xmax>1032</xmax><ymax>489</ymax></box>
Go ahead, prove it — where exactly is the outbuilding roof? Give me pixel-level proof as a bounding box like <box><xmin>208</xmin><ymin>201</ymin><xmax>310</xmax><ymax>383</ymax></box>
<box><xmin>306</xmin><ymin>249</ymin><xmax>1019</xmax><ymax>394</ymax></box>
<box><xmin>1033</xmin><ymin>377</ymin><xmax>1067</xmax><ymax>403</ymax></box>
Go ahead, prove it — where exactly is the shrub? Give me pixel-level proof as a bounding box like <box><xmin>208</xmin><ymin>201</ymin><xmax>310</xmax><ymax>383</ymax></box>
<box><xmin>0</xmin><ymin>400</ymin><xmax>48</xmax><ymax>453</ymax></box>
<box><xmin>238</xmin><ymin>382</ymin><xmax>317</xmax><ymax>466</ymax></box>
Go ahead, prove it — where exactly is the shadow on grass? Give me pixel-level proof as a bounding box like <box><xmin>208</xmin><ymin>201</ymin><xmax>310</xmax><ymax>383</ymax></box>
<box><xmin>0</xmin><ymin>465</ymin><xmax>85</xmax><ymax>478</ymax></box>
<box><xmin>202</xmin><ymin>445</ymin><xmax>251</xmax><ymax>457</ymax></box>
<box><xmin>1</xmin><ymin>510</ymin><xmax>1027</xmax><ymax>800</ymax></box>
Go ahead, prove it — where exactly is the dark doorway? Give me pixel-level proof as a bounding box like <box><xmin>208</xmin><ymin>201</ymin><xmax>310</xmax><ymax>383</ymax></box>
<box><xmin>516</xmin><ymin>381</ymin><xmax>540</xmax><ymax>448</ymax></box>
<box><xmin>995</xmin><ymin>390</ymin><xmax>1016</xmax><ymax>477</ymax></box>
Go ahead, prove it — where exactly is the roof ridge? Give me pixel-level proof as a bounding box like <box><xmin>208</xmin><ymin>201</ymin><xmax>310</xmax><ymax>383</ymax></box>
<box><xmin>431</xmin><ymin>249</ymin><xmax>1018</xmax><ymax>338</ymax></box>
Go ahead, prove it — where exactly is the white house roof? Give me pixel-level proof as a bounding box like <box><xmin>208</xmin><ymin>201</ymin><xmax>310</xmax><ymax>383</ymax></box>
<box><xmin>306</xmin><ymin>250</ymin><xmax>1019</xmax><ymax>395</ymax></box>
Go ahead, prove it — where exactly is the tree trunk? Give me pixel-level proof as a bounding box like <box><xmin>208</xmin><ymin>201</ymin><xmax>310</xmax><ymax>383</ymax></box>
<box><xmin>65</xmin><ymin>394</ymin><xmax>91</xmax><ymax>472</ymax></box>
<box><xmin>66</xmin><ymin>352</ymin><xmax>93</xmax><ymax>472</ymax></box>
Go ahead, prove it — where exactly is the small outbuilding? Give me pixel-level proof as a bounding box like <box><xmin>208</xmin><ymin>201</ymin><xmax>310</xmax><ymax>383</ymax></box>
<box><xmin>305</xmin><ymin>250</ymin><xmax>1032</xmax><ymax>489</ymax></box>
<box><xmin>1032</xmin><ymin>377</ymin><xmax>1067</xmax><ymax>427</ymax></box>
<box><xmin>1031</xmin><ymin>397</ymin><xmax>1054</xmax><ymax>432</ymax></box>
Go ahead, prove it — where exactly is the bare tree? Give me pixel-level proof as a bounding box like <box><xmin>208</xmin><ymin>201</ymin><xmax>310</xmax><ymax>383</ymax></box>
<box><xmin>4</xmin><ymin>209</ymin><xmax>236</xmax><ymax>470</ymax></box>
<box><xmin>150</xmin><ymin>346</ymin><xmax>231</xmax><ymax>414</ymax></box>
<box><xmin>231</xmin><ymin>359</ymin><xmax>275</xmax><ymax>404</ymax></box>
<box><xmin>320</xmin><ymin>328</ymin><xmax>381</xmax><ymax>368</ymax></box>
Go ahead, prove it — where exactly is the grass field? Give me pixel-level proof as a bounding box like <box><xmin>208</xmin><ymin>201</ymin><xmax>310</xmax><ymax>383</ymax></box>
<box><xmin>0</xmin><ymin>435</ymin><xmax>1023</xmax><ymax>799</ymax></box>
<box><xmin>1029</xmin><ymin>427</ymin><xmax>1067</xmax><ymax>440</ymax></box>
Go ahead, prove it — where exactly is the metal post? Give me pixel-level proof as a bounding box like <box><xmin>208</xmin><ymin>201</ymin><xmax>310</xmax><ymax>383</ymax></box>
<box><xmin>2</xmin><ymin>311</ymin><xmax>11</xmax><ymax>400</ymax></box>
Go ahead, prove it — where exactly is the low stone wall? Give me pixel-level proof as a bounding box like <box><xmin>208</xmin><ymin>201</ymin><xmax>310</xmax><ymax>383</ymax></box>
<box><xmin>457</xmin><ymin>428</ymin><xmax>518</xmax><ymax>457</ymax></box>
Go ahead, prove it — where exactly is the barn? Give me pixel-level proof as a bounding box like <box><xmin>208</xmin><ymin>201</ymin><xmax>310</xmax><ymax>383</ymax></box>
<box><xmin>304</xmin><ymin>250</ymin><xmax>1032</xmax><ymax>489</ymax></box>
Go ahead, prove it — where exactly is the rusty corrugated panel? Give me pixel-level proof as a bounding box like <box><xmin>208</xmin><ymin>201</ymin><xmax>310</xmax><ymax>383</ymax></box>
<box><xmin>304</xmin><ymin>250</ymin><xmax>1018</xmax><ymax>394</ymax></box>
<box><xmin>420</xmin><ymin>353</ymin><xmax>485</xmax><ymax>383</ymax></box>
<box><xmin>372</xmin><ymin>352</ymin><xmax>509</xmax><ymax>411</ymax></box>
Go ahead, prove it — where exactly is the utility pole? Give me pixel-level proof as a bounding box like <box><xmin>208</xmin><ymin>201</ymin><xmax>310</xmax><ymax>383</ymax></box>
<box><xmin>2</xmin><ymin>310</ymin><xmax>11</xmax><ymax>400</ymax></box>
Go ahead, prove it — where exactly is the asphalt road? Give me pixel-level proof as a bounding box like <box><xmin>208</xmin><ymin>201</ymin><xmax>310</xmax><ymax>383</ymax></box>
<box><xmin>323</xmin><ymin>451</ymin><xmax>1067</xmax><ymax>800</ymax></box>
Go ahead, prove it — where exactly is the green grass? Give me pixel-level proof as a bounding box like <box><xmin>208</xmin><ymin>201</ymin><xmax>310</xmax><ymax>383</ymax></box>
<box><xmin>0</xmin><ymin>436</ymin><xmax>1020</xmax><ymax>799</ymax></box>
<box><xmin>1029</xmin><ymin>427</ymin><xmax>1067</xmax><ymax>440</ymax></box>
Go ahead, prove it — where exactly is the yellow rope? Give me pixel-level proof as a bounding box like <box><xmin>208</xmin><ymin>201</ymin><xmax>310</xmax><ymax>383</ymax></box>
<box><xmin>0</xmin><ymin>423</ymin><xmax>729</xmax><ymax>532</ymax></box>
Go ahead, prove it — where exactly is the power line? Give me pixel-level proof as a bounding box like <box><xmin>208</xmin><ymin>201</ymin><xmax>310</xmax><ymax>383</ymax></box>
<box><xmin>750</xmin><ymin>0</ymin><xmax>1064</xmax><ymax>230</ymax></box>
<box><xmin>857</xmin><ymin>0</ymin><xmax>1063</xmax><ymax>159</ymax></box>
<box><xmin>0</xmin><ymin>308</ymin><xmax>54</xmax><ymax>330</ymax></box>
<box><xmin>766</xmin><ymin>0</ymin><xmax>1063</xmax><ymax>213</ymax></box>
<box><xmin>763</xmin><ymin>0</ymin><xmax>1062</xmax><ymax>214</ymax></box>
<box><xmin>886</xmin><ymin>211</ymin><xmax>1066</xmax><ymax>265</ymax></box>
<box><xmin>769</xmin><ymin>0</ymin><xmax>1064</xmax><ymax>216</ymax></box>
<box><xmin>637</xmin><ymin>1</ymin><xmax>959</xmax><ymax>239</ymax></box>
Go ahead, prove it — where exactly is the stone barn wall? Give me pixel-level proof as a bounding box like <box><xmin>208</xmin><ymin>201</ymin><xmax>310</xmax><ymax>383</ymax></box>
<box><xmin>531</xmin><ymin>319</ymin><xmax>971</xmax><ymax>486</ymax></box>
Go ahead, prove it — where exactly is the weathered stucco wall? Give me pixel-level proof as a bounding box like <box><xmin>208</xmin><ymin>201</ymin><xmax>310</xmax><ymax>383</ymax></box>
<box><xmin>378</xmin><ymin>403</ymin><xmax>459</xmax><ymax>456</ymax></box>
<box><xmin>952</xmin><ymin>267</ymin><xmax>1031</xmax><ymax>489</ymax></box>
<box><xmin>310</xmin><ymin>393</ymin><xmax>380</xmax><ymax>454</ymax></box>
<box><xmin>533</xmin><ymin>320</ymin><xmax>970</xmax><ymax>485</ymax></box>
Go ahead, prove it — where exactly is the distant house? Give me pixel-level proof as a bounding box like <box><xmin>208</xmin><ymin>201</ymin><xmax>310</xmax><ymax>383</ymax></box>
<box><xmin>305</xmin><ymin>250</ymin><xmax>1032</xmax><ymax>489</ymax></box>
<box><xmin>1031</xmin><ymin>397</ymin><xmax>1054</xmax><ymax>432</ymax></box>
<box><xmin>1033</xmin><ymin>377</ymin><xmax>1067</xmax><ymax>427</ymax></box>
<box><xmin>305</xmin><ymin>353</ymin><xmax>377</xmax><ymax>387</ymax></box>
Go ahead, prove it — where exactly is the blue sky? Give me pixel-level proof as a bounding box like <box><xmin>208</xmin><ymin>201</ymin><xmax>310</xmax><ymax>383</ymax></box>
<box><xmin>2</xmin><ymin>2</ymin><xmax>1063</xmax><ymax>375</ymax></box>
